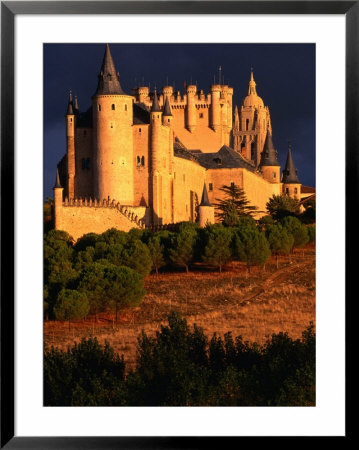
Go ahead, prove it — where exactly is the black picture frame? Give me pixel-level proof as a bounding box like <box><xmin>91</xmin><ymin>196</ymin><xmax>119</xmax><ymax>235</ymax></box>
<box><xmin>1</xmin><ymin>1</ymin><xmax>353</xmax><ymax>447</ymax></box>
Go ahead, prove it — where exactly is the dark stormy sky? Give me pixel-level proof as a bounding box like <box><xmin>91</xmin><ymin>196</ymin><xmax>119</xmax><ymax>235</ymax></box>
<box><xmin>44</xmin><ymin>43</ymin><xmax>315</xmax><ymax>199</ymax></box>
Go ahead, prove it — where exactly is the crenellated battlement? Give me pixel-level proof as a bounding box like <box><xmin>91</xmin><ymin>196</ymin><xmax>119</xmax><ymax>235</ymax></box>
<box><xmin>63</xmin><ymin>197</ymin><xmax>145</xmax><ymax>228</ymax></box>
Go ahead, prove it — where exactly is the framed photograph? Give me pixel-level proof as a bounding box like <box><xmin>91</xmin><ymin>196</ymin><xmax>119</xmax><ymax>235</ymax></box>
<box><xmin>1</xmin><ymin>1</ymin><xmax>353</xmax><ymax>447</ymax></box>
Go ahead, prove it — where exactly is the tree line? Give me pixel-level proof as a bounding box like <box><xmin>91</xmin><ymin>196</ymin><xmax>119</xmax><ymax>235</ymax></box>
<box><xmin>44</xmin><ymin>187</ymin><xmax>315</xmax><ymax>326</ymax></box>
<box><xmin>44</xmin><ymin>311</ymin><xmax>315</xmax><ymax>406</ymax></box>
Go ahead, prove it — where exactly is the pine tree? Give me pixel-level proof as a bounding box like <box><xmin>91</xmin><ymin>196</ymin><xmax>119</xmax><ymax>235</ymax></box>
<box><xmin>214</xmin><ymin>183</ymin><xmax>258</xmax><ymax>225</ymax></box>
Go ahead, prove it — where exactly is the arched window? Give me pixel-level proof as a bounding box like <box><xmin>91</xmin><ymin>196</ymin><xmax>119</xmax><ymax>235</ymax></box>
<box><xmin>141</xmin><ymin>156</ymin><xmax>145</xmax><ymax>166</ymax></box>
<box><xmin>137</xmin><ymin>156</ymin><xmax>141</xmax><ymax>166</ymax></box>
<box><xmin>251</xmin><ymin>142</ymin><xmax>255</xmax><ymax>160</ymax></box>
<box><xmin>98</xmin><ymin>104</ymin><xmax>101</xmax><ymax>111</ymax></box>
<box><xmin>246</xmin><ymin>119</ymin><xmax>249</xmax><ymax>131</ymax></box>
<box><xmin>112</xmin><ymin>104</ymin><xmax>115</xmax><ymax>110</ymax></box>
<box><xmin>139</xmin><ymin>128</ymin><xmax>142</xmax><ymax>133</ymax></box>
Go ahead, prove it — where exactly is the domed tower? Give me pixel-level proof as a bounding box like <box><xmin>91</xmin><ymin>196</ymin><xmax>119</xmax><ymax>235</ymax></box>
<box><xmin>198</xmin><ymin>183</ymin><xmax>215</xmax><ymax>227</ymax></box>
<box><xmin>233</xmin><ymin>70</ymin><xmax>272</xmax><ymax>167</ymax></box>
<box><xmin>92</xmin><ymin>44</ymin><xmax>135</xmax><ymax>204</ymax></box>
<box><xmin>65</xmin><ymin>91</ymin><xmax>75</xmax><ymax>199</ymax></box>
<box><xmin>282</xmin><ymin>143</ymin><xmax>301</xmax><ymax>199</ymax></box>
<box><xmin>259</xmin><ymin>131</ymin><xmax>281</xmax><ymax>183</ymax></box>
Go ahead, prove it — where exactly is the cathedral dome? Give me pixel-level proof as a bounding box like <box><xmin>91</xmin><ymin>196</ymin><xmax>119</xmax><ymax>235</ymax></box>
<box><xmin>242</xmin><ymin>70</ymin><xmax>264</xmax><ymax>108</ymax></box>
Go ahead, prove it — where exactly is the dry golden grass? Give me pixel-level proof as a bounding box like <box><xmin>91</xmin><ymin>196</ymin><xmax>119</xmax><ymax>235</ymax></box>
<box><xmin>44</xmin><ymin>245</ymin><xmax>315</xmax><ymax>372</ymax></box>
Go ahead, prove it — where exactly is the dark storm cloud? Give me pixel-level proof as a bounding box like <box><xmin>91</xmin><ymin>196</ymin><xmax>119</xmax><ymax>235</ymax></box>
<box><xmin>44</xmin><ymin>43</ymin><xmax>315</xmax><ymax>197</ymax></box>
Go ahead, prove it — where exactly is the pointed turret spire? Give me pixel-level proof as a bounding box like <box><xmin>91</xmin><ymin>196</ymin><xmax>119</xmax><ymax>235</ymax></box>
<box><xmin>66</xmin><ymin>90</ymin><xmax>74</xmax><ymax>115</ymax></box>
<box><xmin>95</xmin><ymin>44</ymin><xmax>126</xmax><ymax>95</ymax></box>
<box><xmin>282</xmin><ymin>143</ymin><xmax>300</xmax><ymax>183</ymax></box>
<box><xmin>234</xmin><ymin>105</ymin><xmax>239</xmax><ymax>128</ymax></box>
<box><xmin>54</xmin><ymin>167</ymin><xmax>62</xmax><ymax>189</ymax></box>
<box><xmin>73</xmin><ymin>95</ymin><xmax>79</xmax><ymax>113</ymax></box>
<box><xmin>163</xmin><ymin>95</ymin><xmax>172</xmax><ymax>116</ymax></box>
<box><xmin>248</xmin><ymin>68</ymin><xmax>257</xmax><ymax>96</ymax></box>
<box><xmin>151</xmin><ymin>89</ymin><xmax>161</xmax><ymax>112</ymax></box>
<box><xmin>259</xmin><ymin>131</ymin><xmax>280</xmax><ymax>167</ymax></box>
<box><xmin>200</xmin><ymin>183</ymin><xmax>211</xmax><ymax>206</ymax></box>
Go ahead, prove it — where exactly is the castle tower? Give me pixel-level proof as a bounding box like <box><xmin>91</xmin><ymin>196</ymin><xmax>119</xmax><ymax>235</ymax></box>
<box><xmin>259</xmin><ymin>131</ymin><xmax>281</xmax><ymax>183</ymax></box>
<box><xmin>210</xmin><ymin>84</ymin><xmax>222</xmax><ymax>132</ymax></box>
<box><xmin>185</xmin><ymin>84</ymin><xmax>197</xmax><ymax>132</ymax></box>
<box><xmin>198</xmin><ymin>183</ymin><xmax>215</xmax><ymax>227</ymax></box>
<box><xmin>163</xmin><ymin>95</ymin><xmax>174</xmax><ymax>174</ymax></box>
<box><xmin>53</xmin><ymin>168</ymin><xmax>64</xmax><ymax>230</ymax></box>
<box><xmin>66</xmin><ymin>91</ymin><xmax>76</xmax><ymax>199</ymax></box>
<box><xmin>150</xmin><ymin>89</ymin><xmax>164</xmax><ymax>225</ymax></box>
<box><xmin>137</xmin><ymin>86</ymin><xmax>149</xmax><ymax>103</ymax></box>
<box><xmin>282</xmin><ymin>143</ymin><xmax>301</xmax><ymax>199</ymax></box>
<box><xmin>233</xmin><ymin>70</ymin><xmax>272</xmax><ymax>167</ymax></box>
<box><xmin>92</xmin><ymin>43</ymin><xmax>135</xmax><ymax>204</ymax></box>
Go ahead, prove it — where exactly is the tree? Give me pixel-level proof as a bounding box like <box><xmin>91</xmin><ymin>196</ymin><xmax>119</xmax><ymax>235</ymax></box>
<box><xmin>233</xmin><ymin>227</ymin><xmax>271</xmax><ymax>273</ymax></box>
<box><xmin>53</xmin><ymin>289</ymin><xmax>90</xmax><ymax>330</ymax></box>
<box><xmin>120</xmin><ymin>239</ymin><xmax>153</xmax><ymax>277</ymax></box>
<box><xmin>281</xmin><ymin>216</ymin><xmax>309</xmax><ymax>251</ymax></box>
<box><xmin>266</xmin><ymin>224</ymin><xmax>294</xmax><ymax>268</ymax></box>
<box><xmin>103</xmin><ymin>264</ymin><xmax>145</xmax><ymax>323</ymax></box>
<box><xmin>169</xmin><ymin>222</ymin><xmax>198</xmax><ymax>273</ymax></box>
<box><xmin>307</xmin><ymin>224</ymin><xmax>316</xmax><ymax>243</ymax></box>
<box><xmin>147</xmin><ymin>235</ymin><xmax>166</xmax><ymax>274</ymax></box>
<box><xmin>266</xmin><ymin>194</ymin><xmax>300</xmax><ymax>220</ymax></box>
<box><xmin>214</xmin><ymin>183</ymin><xmax>258</xmax><ymax>225</ymax></box>
<box><xmin>202</xmin><ymin>224</ymin><xmax>233</xmax><ymax>272</ymax></box>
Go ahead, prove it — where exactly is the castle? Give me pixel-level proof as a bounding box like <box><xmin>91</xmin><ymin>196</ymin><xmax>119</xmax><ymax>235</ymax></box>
<box><xmin>54</xmin><ymin>44</ymin><xmax>304</xmax><ymax>240</ymax></box>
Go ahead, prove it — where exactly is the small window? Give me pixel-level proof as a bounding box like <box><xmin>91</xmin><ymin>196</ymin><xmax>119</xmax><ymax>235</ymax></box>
<box><xmin>209</xmin><ymin>183</ymin><xmax>213</xmax><ymax>191</ymax></box>
<box><xmin>81</xmin><ymin>158</ymin><xmax>86</xmax><ymax>169</ymax></box>
<box><xmin>230</xmin><ymin>182</ymin><xmax>235</xmax><ymax>188</ymax></box>
<box><xmin>98</xmin><ymin>104</ymin><xmax>101</xmax><ymax>111</ymax></box>
<box><xmin>141</xmin><ymin>156</ymin><xmax>145</xmax><ymax>166</ymax></box>
<box><xmin>124</xmin><ymin>104</ymin><xmax>127</xmax><ymax>111</ymax></box>
<box><xmin>168</xmin><ymin>119</ymin><xmax>170</xmax><ymax>123</ymax></box>
<box><xmin>112</xmin><ymin>104</ymin><xmax>115</xmax><ymax>110</ymax></box>
<box><xmin>199</xmin><ymin>113</ymin><xmax>204</xmax><ymax>118</ymax></box>
<box><xmin>137</xmin><ymin>156</ymin><xmax>141</xmax><ymax>166</ymax></box>
<box><xmin>294</xmin><ymin>187</ymin><xmax>298</xmax><ymax>194</ymax></box>
<box><xmin>183</xmin><ymin>174</ymin><xmax>186</xmax><ymax>182</ymax></box>
<box><xmin>286</xmin><ymin>188</ymin><xmax>289</xmax><ymax>194</ymax></box>
<box><xmin>110</xmin><ymin>123</ymin><xmax>113</xmax><ymax>128</ymax></box>
<box><xmin>273</xmin><ymin>172</ymin><xmax>276</xmax><ymax>179</ymax></box>
<box><xmin>86</xmin><ymin>158</ymin><xmax>90</xmax><ymax>169</ymax></box>
<box><xmin>139</xmin><ymin>128</ymin><xmax>141</xmax><ymax>133</ymax></box>
<box><xmin>83</xmin><ymin>130</ymin><xmax>87</xmax><ymax>136</ymax></box>
<box><xmin>70</xmin><ymin>118</ymin><xmax>72</xmax><ymax>122</ymax></box>
<box><xmin>246</xmin><ymin>119</ymin><xmax>249</xmax><ymax>131</ymax></box>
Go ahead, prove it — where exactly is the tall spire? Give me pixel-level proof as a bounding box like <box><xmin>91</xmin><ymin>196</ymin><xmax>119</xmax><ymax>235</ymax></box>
<box><xmin>66</xmin><ymin>90</ymin><xmax>74</xmax><ymax>115</ymax></box>
<box><xmin>73</xmin><ymin>95</ymin><xmax>79</xmax><ymax>113</ymax></box>
<box><xmin>200</xmin><ymin>183</ymin><xmax>211</xmax><ymax>206</ymax></box>
<box><xmin>95</xmin><ymin>44</ymin><xmax>126</xmax><ymax>95</ymax></box>
<box><xmin>234</xmin><ymin>105</ymin><xmax>239</xmax><ymax>128</ymax></box>
<box><xmin>259</xmin><ymin>131</ymin><xmax>280</xmax><ymax>167</ymax></box>
<box><xmin>163</xmin><ymin>95</ymin><xmax>172</xmax><ymax>116</ymax></box>
<box><xmin>54</xmin><ymin>167</ymin><xmax>62</xmax><ymax>189</ymax></box>
<box><xmin>282</xmin><ymin>143</ymin><xmax>300</xmax><ymax>183</ymax></box>
<box><xmin>248</xmin><ymin>69</ymin><xmax>257</xmax><ymax>96</ymax></box>
<box><xmin>151</xmin><ymin>89</ymin><xmax>161</xmax><ymax>112</ymax></box>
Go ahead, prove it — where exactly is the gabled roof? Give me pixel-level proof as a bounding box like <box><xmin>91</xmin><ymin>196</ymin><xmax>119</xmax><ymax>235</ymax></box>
<box><xmin>195</xmin><ymin>146</ymin><xmax>256</xmax><ymax>171</ymax></box>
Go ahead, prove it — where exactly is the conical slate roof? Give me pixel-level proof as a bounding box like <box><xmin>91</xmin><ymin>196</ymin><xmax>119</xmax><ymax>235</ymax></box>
<box><xmin>95</xmin><ymin>44</ymin><xmax>126</xmax><ymax>95</ymax></box>
<box><xmin>151</xmin><ymin>89</ymin><xmax>161</xmax><ymax>112</ymax></box>
<box><xmin>259</xmin><ymin>132</ymin><xmax>280</xmax><ymax>167</ymax></box>
<box><xmin>66</xmin><ymin>91</ymin><xmax>74</xmax><ymax>115</ymax></box>
<box><xmin>163</xmin><ymin>96</ymin><xmax>172</xmax><ymax>116</ymax></box>
<box><xmin>282</xmin><ymin>145</ymin><xmax>300</xmax><ymax>183</ymax></box>
<box><xmin>200</xmin><ymin>183</ymin><xmax>211</xmax><ymax>206</ymax></box>
<box><xmin>54</xmin><ymin>168</ymin><xmax>62</xmax><ymax>189</ymax></box>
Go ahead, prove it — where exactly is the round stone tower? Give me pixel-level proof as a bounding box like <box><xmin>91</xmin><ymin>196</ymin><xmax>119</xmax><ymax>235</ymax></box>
<box><xmin>92</xmin><ymin>44</ymin><xmax>135</xmax><ymax>204</ymax></box>
<box><xmin>198</xmin><ymin>183</ymin><xmax>215</xmax><ymax>227</ymax></box>
<box><xmin>282</xmin><ymin>143</ymin><xmax>301</xmax><ymax>200</ymax></box>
